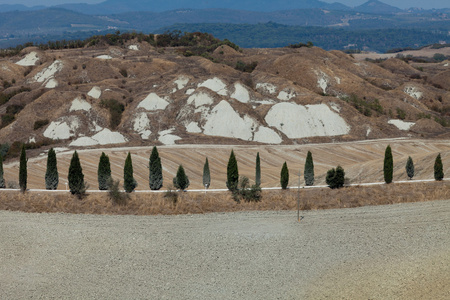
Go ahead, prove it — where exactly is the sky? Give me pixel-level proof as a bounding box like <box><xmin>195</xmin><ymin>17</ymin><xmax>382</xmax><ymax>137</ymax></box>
<box><xmin>0</xmin><ymin>0</ymin><xmax>449</xmax><ymax>10</ymax></box>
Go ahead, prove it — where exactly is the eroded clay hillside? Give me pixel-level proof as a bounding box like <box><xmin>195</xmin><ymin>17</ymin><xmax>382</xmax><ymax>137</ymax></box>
<box><xmin>0</xmin><ymin>38</ymin><xmax>449</xmax><ymax>153</ymax></box>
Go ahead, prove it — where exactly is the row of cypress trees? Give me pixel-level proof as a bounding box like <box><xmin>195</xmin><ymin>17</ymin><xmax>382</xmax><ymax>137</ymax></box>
<box><xmin>383</xmin><ymin>145</ymin><xmax>444</xmax><ymax>183</ymax></box>
<box><xmin>0</xmin><ymin>145</ymin><xmax>445</xmax><ymax>194</ymax></box>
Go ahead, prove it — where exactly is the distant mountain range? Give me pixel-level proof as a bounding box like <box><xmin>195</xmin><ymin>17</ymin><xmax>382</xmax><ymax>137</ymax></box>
<box><xmin>0</xmin><ymin>0</ymin><xmax>448</xmax><ymax>52</ymax></box>
<box><xmin>0</xmin><ymin>4</ymin><xmax>45</xmax><ymax>12</ymax></box>
<box><xmin>0</xmin><ymin>0</ymin><xmax>433</xmax><ymax>14</ymax></box>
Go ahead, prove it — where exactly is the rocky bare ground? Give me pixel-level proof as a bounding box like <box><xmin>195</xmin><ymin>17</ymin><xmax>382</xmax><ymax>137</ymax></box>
<box><xmin>1</xmin><ymin>200</ymin><xmax>449</xmax><ymax>299</ymax></box>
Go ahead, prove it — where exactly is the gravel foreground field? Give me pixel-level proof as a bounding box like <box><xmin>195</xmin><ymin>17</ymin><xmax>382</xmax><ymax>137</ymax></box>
<box><xmin>1</xmin><ymin>200</ymin><xmax>449</xmax><ymax>299</ymax></box>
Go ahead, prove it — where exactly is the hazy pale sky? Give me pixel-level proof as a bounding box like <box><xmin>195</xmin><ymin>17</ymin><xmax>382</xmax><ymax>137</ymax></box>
<box><xmin>0</xmin><ymin>0</ymin><xmax>448</xmax><ymax>10</ymax></box>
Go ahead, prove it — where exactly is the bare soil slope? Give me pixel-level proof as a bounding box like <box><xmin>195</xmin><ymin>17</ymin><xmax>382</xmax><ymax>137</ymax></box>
<box><xmin>1</xmin><ymin>200</ymin><xmax>448</xmax><ymax>299</ymax></box>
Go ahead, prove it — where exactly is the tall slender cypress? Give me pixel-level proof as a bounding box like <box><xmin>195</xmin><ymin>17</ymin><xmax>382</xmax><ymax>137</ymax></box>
<box><xmin>434</xmin><ymin>153</ymin><xmax>444</xmax><ymax>181</ymax></box>
<box><xmin>384</xmin><ymin>145</ymin><xmax>393</xmax><ymax>184</ymax></box>
<box><xmin>0</xmin><ymin>154</ymin><xmax>5</xmax><ymax>188</ymax></box>
<box><xmin>304</xmin><ymin>151</ymin><xmax>314</xmax><ymax>186</ymax></box>
<box><xmin>406</xmin><ymin>156</ymin><xmax>414</xmax><ymax>180</ymax></box>
<box><xmin>45</xmin><ymin>148</ymin><xmax>59</xmax><ymax>190</ymax></box>
<box><xmin>255</xmin><ymin>152</ymin><xmax>261</xmax><ymax>187</ymax></box>
<box><xmin>124</xmin><ymin>152</ymin><xmax>137</xmax><ymax>193</ymax></box>
<box><xmin>98</xmin><ymin>152</ymin><xmax>111</xmax><ymax>190</ymax></box>
<box><xmin>173</xmin><ymin>165</ymin><xmax>190</xmax><ymax>190</ymax></box>
<box><xmin>19</xmin><ymin>144</ymin><xmax>27</xmax><ymax>192</ymax></box>
<box><xmin>202</xmin><ymin>157</ymin><xmax>210</xmax><ymax>189</ymax></box>
<box><xmin>149</xmin><ymin>146</ymin><xmax>163</xmax><ymax>190</ymax></box>
<box><xmin>280</xmin><ymin>161</ymin><xmax>289</xmax><ymax>189</ymax></box>
<box><xmin>68</xmin><ymin>151</ymin><xmax>85</xmax><ymax>195</ymax></box>
<box><xmin>226</xmin><ymin>150</ymin><xmax>239</xmax><ymax>192</ymax></box>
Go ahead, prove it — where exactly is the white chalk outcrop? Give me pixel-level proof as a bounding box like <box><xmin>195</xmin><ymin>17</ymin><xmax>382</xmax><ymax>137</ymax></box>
<box><xmin>158</xmin><ymin>129</ymin><xmax>181</xmax><ymax>145</ymax></box>
<box><xmin>43</xmin><ymin>116</ymin><xmax>80</xmax><ymax>140</ymax></box>
<box><xmin>277</xmin><ymin>89</ymin><xmax>296</xmax><ymax>101</ymax></box>
<box><xmin>33</xmin><ymin>60</ymin><xmax>63</xmax><ymax>88</ymax></box>
<box><xmin>265</xmin><ymin>102</ymin><xmax>350</xmax><ymax>138</ymax></box>
<box><xmin>404</xmin><ymin>86</ymin><xmax>422</xmax><ymax>100</ymax></box>
<box><xmin>187</xmin><ymin>92</ymin><xmax>214</xmax><ymax>108</ymax></box>
<box><xmin>185</xmin><ymin>122</ymin><xmax>202</xmax><ymax>133</ymax></box>
<box><xmin>69</xmin><ymin>98</ymin><xmax>91</xmax><ymax>112</ymax></box>
<box><xmin>198</xmin><ymin>77</ymin><xmax>227</xmax><ymax>96</ymax></box>
<box><xmin>203</xmin><ymin>100</ymin><xmax>255</xmax><ymax>141</ymax></box>
<box><xmin>96</xmin><ymin>55</ymin><xmax>113</xmax><ymax>60</ymax></box>
<box><xmin>128</xmin><ymin>45</ymin><xmax>139</xmax><ymax>51</ymax></box>
<box><xmin>388</xmin><ymin>119</ymin><xmax>415</xmax><ymax>131</ymax></box>
<box><xmin>70</xmin><ymin>129</ymin><xmax>127</xmax><ymax>146</ymax></box>
<box><xmin>256</xmin><ymin>82</ymin><xmax>277</xmax><ymax>95</ymax></box>
<box><xmin>137</xmin><ymin>93</ymin><xmax>169</xmax><ymax>111</ymax></box>
<box><xmin>16</xmin><ymin>52</ymin><xmax>39</xmax><ymax>66</ymax></box>
<box><xmin>315</xmin><ymin>70</ymin><xmax>329</xmax><ymax>94</ymax></box>
<box><xmin>231</xmin><ymin>83</ymin><xmax>250</xmax><ymax>103</ymax></box>
<box><xmin>133</xmin><ymin>112</ymin><xmax>152</xmax><ymax>139</ymax></box>
<box><xmin>253</xmin><ymin>126</ymin><xmax>283</xmax><ymax>144</ymax></box>
<box><xmin>45</xmin><ymin>79</ymin><xmax>58</xmax><ymax>89</ymax></box>
<box><xmin>174</xmin><ymin>76</ymin><xmax>189</xmax><ymax>90</ymax></box>
<box><xmin>88</xmin><ymin>86</ymin><xmax>102</xmax><ymax>99</ymax></box>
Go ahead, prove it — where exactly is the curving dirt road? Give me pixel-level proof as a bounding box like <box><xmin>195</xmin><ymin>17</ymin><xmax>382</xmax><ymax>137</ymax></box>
<box><xmin>1</xmin><ymin>200</ymin><xmax>449</xmax><ymax>299</ymax></box>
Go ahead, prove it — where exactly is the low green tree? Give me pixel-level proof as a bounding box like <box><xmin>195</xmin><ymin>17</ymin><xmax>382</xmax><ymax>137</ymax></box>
<box><xmin>226</xmin><ymin>150</ymin><xmax>239</xmax><ymax>192</ymax></box>
<box><xmin>19</xmin><ymin>144</ymin><xmax>27</xmax><ymax>192</ymax></box>
<box><xmin>202</xmin><ymin>157</ymin><xmax>210</xmax><ymax>189</ymax></box>
<box><xmin>255</xmin><ymin>152</ymin><xmax>261</xmax><ymax>187</ymax></box>
<box><xmin>434</xmin><ymin>153</ymin><xmax>444</xmax><ymax>181</ymax></box>
<box><xmin>97</xmin><ymin>152</ymin><xmax>111</xmax><ymax>190</ymax></box>
<box><xmin>124</xmin><ymin>152</ymin><xmax>137</xmax><ymax>193</ymax></box>
<box><xmin>304</xmin><ymin>151</ymin><xmax>314</xmax><ymax>186</ymax></box>
<box><xmin>0</xmin><ymin>154</ymin><xmax>5</xmax><ymax>188</ymax></box>
<box><xmin>280</xmin><ymin>161</ymin><xmax>289</xmax><ymax>189</ymax></box>
<box><xmin>68</xmin><ymin>151</ymin><xmax>86</xmax><ymax>197</ymax></box>
<box><xmin>406</xmin><ymin>156</ymin><xmax>414</xmax><ymax>180</ymax></box>
<box><xmin>149</xmin><ymin>146</ymin><xmax>163</xmax><ymax>190</ymax></box>
<box><xmin>173</xmin><ymin>165</ymin><xmax>190</xmax><ymax>190</ymax></box>
<box><xmin>45</xmin><ymin>148</ymin><xmax>59</xmax><ymax>190</ymax></box>
<box><xmin>384</xmin><ymin>145</ymin><xmax>393</xmax><ymax>184</ymax></box>
<box><xmin>326</xmin><ymin>165</ymin><xmax>345</xmax><ymax>189</ymax></box>
<box><xmin>108</xmin><ymin>178</ymin><xmax>128</xmax><ymax>206</ymax></box>
<box><xmin>232</xmin><ymin>176</ymin><xmax>261</xmax><ymax>203</ymax></box>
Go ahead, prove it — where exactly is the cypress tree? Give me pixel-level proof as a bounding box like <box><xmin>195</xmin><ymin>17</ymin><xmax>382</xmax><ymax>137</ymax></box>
<box><xmin>304</xmin><ymin>151</ymin><xmax>315</xmax><ymax>186</ymax></box>
<box><xmin>202</xmin><ymin>157</ymin><xmax>210</xmax><ymax>189</ymax></box>
<box><xmin>434</xmin><ymin>153</ymin><xmax>444</xmax><ymax>181</ymax></box>
<box><xmin>0</xmin><ymin>154</ymin><xmax>5</xmax><ymax>188</ymax></box>
<box><xmin>68</xmin><ymin>151</ymin><xmax>85</xmax><ymax>196</ymax></box>
<box><xmin>124</xmin><ymin>152</ymin><xmax>137</xmax><ymax>193</ymax></box>
<box><xmin>255</xmin><ymin>152</ymin><xmax>261</xmax><ymax>187</ymax></box>
<box><xmin>384</xmin><ymin>145</ymin><xmax>393</xmax><ymax>184</ymax></box>
<box><xmin>280</xmin><ymin>161</ymin><xmax>289</xmax><ymax>189</ymax></box>
<box><xmin>406</xmin><ymin>156</ymin><xmax>414</xmax><ymax>180</ymax></box>
<box><xmin>45</xmin><ymin>148</ymin><xmax>59</xmax><ymax>190</ymax></box>
<box><xmin>98</xmin><ymin>152</ymin><xmax>111</xmax><ymax>190</ymax></box>
<box><xmin>19</xmin><ymin>144</ymin><xmax>27</xmax><ymax>192</ymax></box>
<box><xmin>173</xmin><ymin>165</ymin><xmax>190</xmax><ymax>191</ymax></box>
<box><xmin>149</xmin><ymin>146</ymin><xmax>163</xmax><ymax>190</ymax></box>
<box><xmin>226</xmin><ymin>150</ymin><xmax>239</xmax><ymax>192</ymax></box>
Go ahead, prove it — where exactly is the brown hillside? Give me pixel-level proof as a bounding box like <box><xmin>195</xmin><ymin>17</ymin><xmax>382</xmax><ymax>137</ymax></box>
<box><xmin>0</xmin><ymin>40</ymin><xmax>448</xmax><ymax>154</ymax></box>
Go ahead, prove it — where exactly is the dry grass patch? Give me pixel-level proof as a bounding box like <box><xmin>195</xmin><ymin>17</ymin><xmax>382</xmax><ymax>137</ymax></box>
<box><xmin>0</xmin><ymin>181</ymin><xmax>448</xmax><ymax>215</ymax></box>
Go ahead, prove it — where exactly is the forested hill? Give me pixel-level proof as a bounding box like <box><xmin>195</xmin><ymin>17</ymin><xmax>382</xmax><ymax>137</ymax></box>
<box><xmin>157</xmin><ymin>23</ymin><xmax>450</xmax><ymax>52</ymax></box>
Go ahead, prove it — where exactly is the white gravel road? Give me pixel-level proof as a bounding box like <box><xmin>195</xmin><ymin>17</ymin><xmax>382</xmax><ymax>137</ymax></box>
<box><xmin>1</xmin><ymin>200</ymin><xmax>449</xmax><ymax>299</ymax></box>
